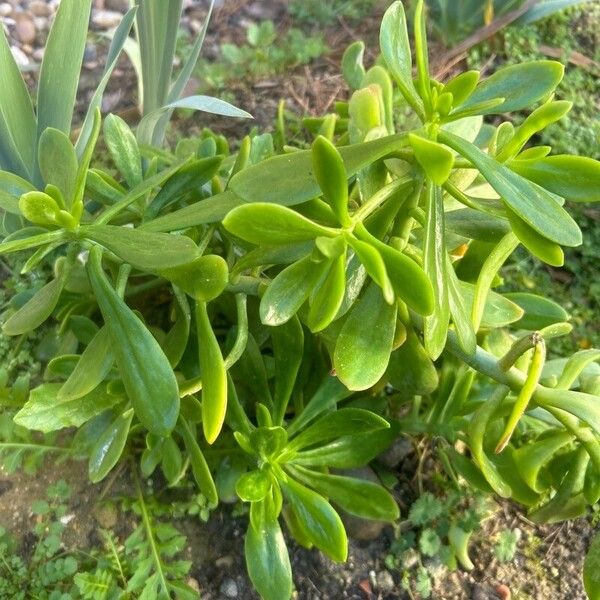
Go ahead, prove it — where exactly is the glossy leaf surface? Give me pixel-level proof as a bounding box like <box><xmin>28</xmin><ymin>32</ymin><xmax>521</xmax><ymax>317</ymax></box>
<box><xmin>87</xmin><ymin>247</ymin><xmax>180</xmax><ymax>435</ymax></box>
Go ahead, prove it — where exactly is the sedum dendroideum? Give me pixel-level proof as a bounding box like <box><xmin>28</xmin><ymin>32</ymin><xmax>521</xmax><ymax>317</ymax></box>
<box><xmin>1</xmin><ymin>2</ymin><xmax>600</xmax><ymax>598</ymax></box>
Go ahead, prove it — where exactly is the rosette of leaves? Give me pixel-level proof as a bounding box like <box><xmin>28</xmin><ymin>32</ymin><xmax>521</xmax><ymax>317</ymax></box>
<box><xmin>231</xmin><ymin>376</ymin><xmax>399</xmax><ymax>600</ymax></box>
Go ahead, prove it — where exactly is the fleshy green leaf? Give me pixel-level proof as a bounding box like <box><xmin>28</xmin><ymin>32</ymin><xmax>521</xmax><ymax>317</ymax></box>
<box><xmin>307</xmin><ymin>253</ymin><xmax>347</xmax><ymax>332</ymax></box>
<box><xmin>281</xmin><ymin>477</ymin><xmax>347</xmax><ymax>562</ymax></box>
<box><xmin>145</xmin><ymin>156</ymin><xmax>223</xmax><ymax>219</ymax></box>
<box><xmin>440</xmin><ymin>131</ymin><xmax>581</xmax><ymax>247</ymax></box>
<box><xmin>287</xmin><ymin>408</ymin><xmax>389</xmax><ymax>451</ymax></box>
<box><xmin>223</xmin><ymin>203</ymin><xmax>338</xmax><ymax>245</ymax></box>
<box><xmin>334</xmin><ymin>283</ymin><xmax>396</xmax><ymax>391</ymax></box>
<box><xmin>347</xmin><ymin>237</ymin><xmax>394</xmax><ymax>304</ymax></box>
<box><xmin>14</xmin><ymin>383</ymin><xmax>121</xmax><ymax>433</ymax></box>
<box><xmin>0</xmin><ymin>230</ymin><xmax>67</xmax><ymax>256</ymax></box>
<box><xmin>291</xmin><ymin>426</ymin><xmax>399</xmax><ymax>469</ymax></box>
<box><xmin>38</xmin><ymin>129</ymin><xmax>78</xmax><ymax>206</ymax></box>
<box><xmin>87</xmin><ymin>247</ymin><xmax>180</xmax><ymax>435</ymax></box>
<box><xmin>510</xmin><ymin>155</ymin><xmax>600</xmax><ymax>203</ymax></box>
<box><xmin>506</xmin><ymin>207</ymin><xmax>564</xmax><ymax>266</ymax></box>
<box><xmin>341</xmin><ymin>41</ymin><xmax>366</xmax><ymax>90</ymax></box>
<box><xmin>236</xmin><ymin>470</ymin><xmax>271</xmax><ymax>503</ymax></box>
<box><xmin>19</xmin><ymin>191</ymin><xmax>62</xmax><ymax>227</ymax></box>
<box><xmin>359</xmin><ymin>227</ymin><xmax>434</xmax><ymax>315</ymax></box>
<box><xmin>409</xmin><ymin>134</ymin><xmax>454</xmax><ymax>185</ymax></box>
<box><xmin>423</xmin><ymin>182</ymin><xmax>450</xmax><ymax>359</ymax></box>
<box><xmin>513</xmin><ymin>433</ymin><xmax>574</xmax><ymax>493</ymax></box>
<box><xmin>141</xmin><ymin>190</ymin><xmax>244</xmax><ymax>233</ymax></box>
<box><xmin>455</xmin><ymin>61</ymin><xmax>564</xmax><ymax>116</ymax></box>
<box><xmin>504</xmin><ymin>293</ymin><xmax>569</xmax><ymax>331</ymax></box>
<box><xmin>230</xmin><ymin>133</ymin><xmax>407</xmax><ymax>206</ymax></box>
<box><xmin>180</xmin><ymin>418</ymin><xmax>218</xmax><ymax>507</ymax></box>
<box><xmin>245</xmin><ymin>501</ymin><xmax>292</xmax><ymax>600</ymax></box>
<box><xmin>379</xmin><ymin>1</ymin><xmax>423</xmax><ymax>116</ymax></box>
<box><xmin>2</xmin><ymin>276</ymin><xmax>64</xmax><ymax>336</ymax></box>
<box><xmin>443</xmin><ymin>71</ymin><xmax>480</xmax><ymax>107</ymax></box>
<box><xmin>459</xmin><ymin>282</ymin><xmax>524</xmax><ymax>328</ymax></box>
<box><xmin>88</xmin><ymin>408</ymin><xmax>133</xmax><ymax>483</ymax></box>
<box><xmin>58</xmin><ymin>326</ymin><xmax>114</xmax><ymax>401</ymax></box>
<box><xmin>83</xmin><ymin>224</ymin><xmax>199</xmax><ymax>271</ymax></box>
<box><xmin>386</xmin><ymin>328</ymin><xmax>439</xmax><ymax>395</ymax></box>
<box><xmin>311</xmin><ymin>136</ymin><xmax>350</xmax><ymax>226</ymax></box>
<box><xmin>160</xmin><ymin>254</ymin><xmax>228</xmax><ymax>302</ymax></box>
<box><xmin>289</xmin><ymin>464</ymin><xmax>399</xmax><ymax>522</ymax></box>
<box><xmin>104</xmin><ymin>114</ymin><xmax>143</xmax><ymax>188</ymax></box>
<box><xmin>197</xmin><ymin>301</ymin><xmax>227</xmax><ymax>444</ymax></box>
<box><xmin>445</xmin><ymin>208</ymin><xmax>510</xmax><ymax>242</ymax></box>
<box><xmin>272</xmin><ymin>316</ymin><xmax>304</xmax><ymax>425</ymax></box>
<box><xmin>260</xmin><ymin>255</ymin><xmax>329</xmax><ymax>326</ymax></box>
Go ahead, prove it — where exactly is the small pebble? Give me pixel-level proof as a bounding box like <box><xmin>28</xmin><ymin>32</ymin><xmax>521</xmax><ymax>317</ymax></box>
<box><xmin>495</xmin><ymin>584</ymin><xmax>511</xmax><ymax>600</ymax></box>
<box><xmin>105</xmin><ymin>0</ymin><xmax>130</xmax><ymax>10</ymax></box>
<box><xmin>215</xmin><ymin>555</ymin><xmax>234</xmax><ymax>568</ymax></box>
<box><xmin>29</xmin><ymin>1</ymin><xmax>51</xmax><ymax>17</ymax></box>
<box><xmin>376</xmin><ymin>570</ymin><xmax>395</xmax><ymax>594</ymax></box>
<box><xmin>0</xmin><ymin>3</ymin><xmax>12</xmax><ymax>17</ymax></box>
<box><xmin>60</xmin><ymin>514</ymin><xmax>75</xmax><ymax>525</ymax></box>
<box><xmin>32</xmin><ymin>17</ymin><xmax>47</xmax><ymax>31</ymax></box>
<box><xmin>10</xmin><ymin>45</ymin><xmax>29</xmax><ymax>67</ymax></box>
<box><xmin>378</xmin><ymin>437</ymin><xmax>413</xmax><ymax>468</ymax></box>
<box><xmin>15</xmin><ymin>16</ymin><xmax>36</xmax><ymax>44</ymax></box>
<box><xmin>220</xmin><ymin>577</ymin><xmax>238</xmax><ymax>599</ymax></box>
<box><xmin>92</xmin><ymin>9</ymin><xmax>122</xmax><ymax>29</ymax></box>
<box><xmin>84</xmin><ymin>43</ymin><xmax>97</xmax><ymax>62</ymax></box>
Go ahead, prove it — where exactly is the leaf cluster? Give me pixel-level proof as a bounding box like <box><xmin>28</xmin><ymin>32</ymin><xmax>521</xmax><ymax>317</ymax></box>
<box><xmin>0</xmin><ymin>2</ymin><xmax>599</xmax><ymax>600</ymax></box>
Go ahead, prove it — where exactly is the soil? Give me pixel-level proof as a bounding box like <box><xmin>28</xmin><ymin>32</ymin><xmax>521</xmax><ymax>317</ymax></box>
<box><xmin>1</xmin><ymin>1</ymin><xmax>598</xmax><ymax>599</ymax></box>
<box><xmin>0</xmin><ymin>453</ymin><xmax>594</xmax><ymax>600</ymax></box>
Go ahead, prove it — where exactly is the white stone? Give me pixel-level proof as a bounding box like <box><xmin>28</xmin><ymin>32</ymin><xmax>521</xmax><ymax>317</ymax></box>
<box><xmin>92</xmin><ymin>9</ymin><xmax>122</xmax><ymax>29</ymax></box>
<box><xmin>10</xmin><ymin>45</ymin><xmax>29</xmax><ymax>67</ymax></box>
